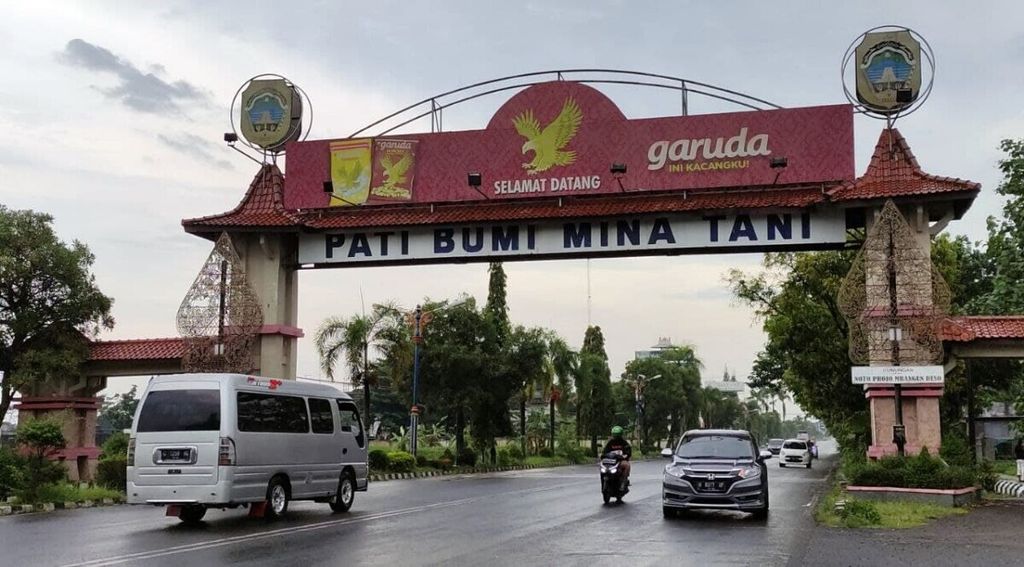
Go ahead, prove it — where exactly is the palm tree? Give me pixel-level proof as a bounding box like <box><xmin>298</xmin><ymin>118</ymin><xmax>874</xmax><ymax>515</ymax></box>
<box><xmin>315</xmin><ymin>302</ymin><xmax>404</xmax><ymax>422</ymax></box>
<box><xmin>544</xmin><ymin>334</ymin><xmax>577</xmax><ymax>451</ymax></box>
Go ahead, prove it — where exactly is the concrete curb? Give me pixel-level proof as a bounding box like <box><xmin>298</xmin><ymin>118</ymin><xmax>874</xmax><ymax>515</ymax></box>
<box><xmin>993</xmin><ymin>478</ymin><xmax>1024</xmax><ymax>498</ymax></box>
<box><xmin>0</xmin><ymin>497</ymin><xmax>122</xmax><ymax>517</ymax></box>
<box><xmin>369</xmin><ymin>462</ymin><xmax>567</xmax><ymax>483</ymax></box>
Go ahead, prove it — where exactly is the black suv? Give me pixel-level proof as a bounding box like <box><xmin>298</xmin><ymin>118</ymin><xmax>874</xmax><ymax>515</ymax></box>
<box><xmin>661</xmin><ymin>429</ymin><xmax>771</xmax><ymax>519</ymax></box>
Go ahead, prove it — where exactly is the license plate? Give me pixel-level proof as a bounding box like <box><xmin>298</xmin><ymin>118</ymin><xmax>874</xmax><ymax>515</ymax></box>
<box><xmin>160</xmin><ymin>449</ymin><xmax>192</xmax><ymax>462</ymax></box>
<box><xmin>698</xmin><ymin>481</ymin><xmax>726</xmax><ymax>492</ymax></box>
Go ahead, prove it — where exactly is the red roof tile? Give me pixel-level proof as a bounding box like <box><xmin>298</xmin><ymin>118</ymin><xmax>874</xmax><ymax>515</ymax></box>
<box><xmin>88</xmin><ymin>338</ymin><xmax>185</xmax><ymax>361</ymax></box>
<box><xmin>183</xmin><ymin>127</ymin><xmax>978</xmax><ymax>233</ymax></box>
<box><xmin>299</xmin><ymin>188</ymin><xmax>828</xmax><ymax>230</ymax></box>
<box><xmin>940</xmin><ymin>316</ymin><xmax>1024</xmax><ymax>343</ymax></box>
<box><xmin>828</xmin><ymin>128</ymin><xmax>980</xmax><ymax>202</ymax></box>
<box><xmin>182</xmin><ymin>165</ymin><xmax>301</xmax><ymax>233</ymax></box>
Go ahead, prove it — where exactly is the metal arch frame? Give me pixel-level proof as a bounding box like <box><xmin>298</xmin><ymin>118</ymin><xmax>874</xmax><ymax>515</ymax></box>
<box><xmin>347</xmin><ymin>69</ymin><xmax>784</xmax><ymax>139</ymax></box>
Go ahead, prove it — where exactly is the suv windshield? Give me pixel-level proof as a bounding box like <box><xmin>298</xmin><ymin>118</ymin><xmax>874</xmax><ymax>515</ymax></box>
<box><xmin>676</xmin><ymin>435</ymin><xmax>754</xmax><ymax>460</ymax></box>
<box><xmin>783</xmin><ymin>440</ymin><xmax>807</xmax><ymax>450</ymax></box>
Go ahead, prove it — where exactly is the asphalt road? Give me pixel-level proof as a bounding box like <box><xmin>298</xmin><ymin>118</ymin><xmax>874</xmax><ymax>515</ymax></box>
<box><xmin>0</xmin><ymin>447</ymin><xmax>834</xmax><ymax>567</ymax></box>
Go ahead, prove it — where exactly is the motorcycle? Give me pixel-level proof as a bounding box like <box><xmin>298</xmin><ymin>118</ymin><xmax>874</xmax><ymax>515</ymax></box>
<box><xmin>599</xmin><ymin>450</ymin><xmax>629</xmax><ymax>504</ymax></box>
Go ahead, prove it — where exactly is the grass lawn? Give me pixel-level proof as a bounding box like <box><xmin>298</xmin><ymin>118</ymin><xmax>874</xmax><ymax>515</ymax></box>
<box><xmin>30</xmin><ymin>483</ymin><xmax>123</xmax><ymax>504</ymax></box>
<box><xmin>992</xmin><ymin>460</ymin><xmax>1017</xmax><ymax>477</ymax></box>
<box><xmin>816</xmin><ymin>483</ymin><xmax>967</xmax><ymax>529</ymax></box>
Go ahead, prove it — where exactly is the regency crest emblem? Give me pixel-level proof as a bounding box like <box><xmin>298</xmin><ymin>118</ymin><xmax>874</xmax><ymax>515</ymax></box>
<box><xmin>854</xmin><ymin>30</ymin><xmax>922</xmax><ymax>114</ymax></box>
<box><xmin>240</xmin><ymin>79</ymin><xmax>303</xmax><ymax>152</ymax></box>
<box><xmin>512</xmin><ymin>97</ymin><xmax>583</xmax><ymax>175</ymax></box>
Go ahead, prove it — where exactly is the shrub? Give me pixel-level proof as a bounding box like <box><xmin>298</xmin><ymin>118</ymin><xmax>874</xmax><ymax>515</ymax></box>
<box><xmin>34</xmin><ymin>483</ymin><xmax>121</xmax><ymax>504</ymax></box>
<box><xmin>506</xmin><ymin>443</ymin><xmax>524</xmax><ymax>462</ymax></box>
<box><xmin>538</xmin><ymin>447</ymin><xmax>554</xmax><ymax>458</ymax></box>
<box><xmin>457</xmin><ymin>447</ymin><xmax>477</xmax><ymax>467</ymax></box>
<box><xmin>16</xmin><ymin>420</ymin><xmax>67</xmax><ymax>503</ymax></box>
<box><xmin>416</xmin><ymin>454</ymin><xmax>428</xmax><ymax>468</ymax></box>
<box><xmin>387</xmin><ymin>451</ymin><xmax>416</xmax><ymax>473</ymax></box>
<box><xmin>100</xmin><ymin>432</ymin><xmax>129</xmax><ymax>461</ymax></box>
<box><xmin>940</xmin><ymin>434</ymin><xmax>973</xmax><ymax>467</ymax></box>
<box><xmin>839</xmin><ymin>499</ymin><xmax>881</xmax><ymax>528</ymax></box>
<box><xmin>0</xmin><ymin>446</ymin><xmax>24</xmax><ymax>500</ymax></box>
<box><xmin>96</xmin><ymin>457</ymin><xmax>127</xmax><ymax>491</ymax></box>
<box><xmin>847</xmin><ymin>453</ymin><xmax>976</xmax><ymax>490</ymax></box>
<box><xmin>369</xmin><ymin>449</ymin><xmax>390</xmax><ymax>471</ymax></box>
<box><xmin>976</xmin><ymin>460</ymin><xmax>997</xmax><ymax>491</ymax></box>
<box><xmin>497</xmin><ymin>447</ymin><xmax>512</xmax><ymax>467</ymax></box>
<box><xmin>438</xmin><ymin>448</ymin><xmax>454</xmax><ymax>469</ymax></box>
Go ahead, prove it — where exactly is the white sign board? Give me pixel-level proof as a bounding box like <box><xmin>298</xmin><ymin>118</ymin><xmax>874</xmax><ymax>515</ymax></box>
<box><xmin>298</xmin><ymin>210</ymin><xmax>847</xmax><ymax>267</ymax></box>
<box><xmin>851</xmin><ymin>366</ymin><xmax>945</xmax><ymax>385</ymax></box>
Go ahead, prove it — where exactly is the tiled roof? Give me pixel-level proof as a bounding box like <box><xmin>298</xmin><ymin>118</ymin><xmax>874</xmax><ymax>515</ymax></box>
<box><xmin>940</xmin><ymin>316</ymin><xmax>1024</xmax><ymax>343</ymax></box>
<box><xmin>299</xmin><ymin>188</ymin><xmax>828</xmax><ymax>230</ymax></box>
<box><xmin>88</xmin><ymin>338</ymin><xmax>185</xmax><ymax>361</ymax></box>
<box><xmin>828</xmin><ymin>128</ymin><xmax>980</xmax><ymax>202</ymax></box>
<box><xmin>182</xmin><ymin>165</ymin><xmax>301</xmax><ymax>233</ymax></box>
<box><xmin>182</xmin><ymin>127</ymin><xmax>978</xmax><ymax>233</ymax></box>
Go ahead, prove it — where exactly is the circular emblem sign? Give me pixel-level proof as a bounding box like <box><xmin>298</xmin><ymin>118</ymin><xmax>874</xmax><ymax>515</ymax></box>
<box><xmin>232</xmin><ymin>75</ymin><xmax>306</xmax><ymax>153</ymax></box>
<box><xmin>843</xmin><ymin>26</ymin><xmax>934</xmax><ymax>120</ymax></box>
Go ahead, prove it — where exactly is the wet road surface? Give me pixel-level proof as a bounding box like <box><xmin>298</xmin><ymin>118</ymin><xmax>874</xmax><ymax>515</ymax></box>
<box><xmin>0</xmin><ymin>448</ymin><xmax>834</xmax><ymax>567</ymax></box>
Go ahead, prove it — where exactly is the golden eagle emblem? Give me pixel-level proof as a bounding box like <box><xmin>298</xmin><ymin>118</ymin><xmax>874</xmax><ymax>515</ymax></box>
<box><xmin>512</xmin><ymin>97</ymin><xmax>583</xmax><ymax>175</ymax></box>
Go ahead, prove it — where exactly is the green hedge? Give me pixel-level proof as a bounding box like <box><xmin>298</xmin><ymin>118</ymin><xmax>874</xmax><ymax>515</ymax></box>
<box><xmin>96</xmin><ymin>457</ymin><xmax>127</xmax><ymax>491</ymax></box>
<box><xmin>846</xmin><ymin>452</ymin><xmax>976</xmax><ymax>489</ymax></box>
<box><xmin>387</xmin><ymin>451</ymin><xmax>416</xmax><ymax>473</ymax></box>
<box><xmin>369</xmin><ymin>449</ymin><xmax>389</xmax><ymax>471</ymax></box>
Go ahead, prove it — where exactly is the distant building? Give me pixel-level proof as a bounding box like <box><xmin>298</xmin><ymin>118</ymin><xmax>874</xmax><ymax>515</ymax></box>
<box><xmin>635</xmin><ymin>337</ymin><xmax>680</xmax><ymax>361</ymax></box>
<box><xmin>702</xmin><ymin>379</ymin><xmax>746</xmax><ymax>396</ymax></box>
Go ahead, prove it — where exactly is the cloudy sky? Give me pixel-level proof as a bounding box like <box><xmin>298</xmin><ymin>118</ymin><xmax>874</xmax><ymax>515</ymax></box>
<box><xmin>2</xmin><ymin>2</ymin><xmax>1023</xmax><ymax>406</ymax></box>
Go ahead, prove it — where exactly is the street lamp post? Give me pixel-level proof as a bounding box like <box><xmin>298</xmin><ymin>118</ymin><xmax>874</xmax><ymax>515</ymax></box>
<box><xmin>410</xmin><ymin>305</ymin><xmax>423</xmax><ymax>457</ymax></box>
<box><xmin>407</xmin><ymin>299</ymin><xmax>467</xmax><ymax>458</ymax></box>
<box><xmin>633</xmin><ymin>373</ymin><xmax>661</xmax><ymax>449</ymax></box>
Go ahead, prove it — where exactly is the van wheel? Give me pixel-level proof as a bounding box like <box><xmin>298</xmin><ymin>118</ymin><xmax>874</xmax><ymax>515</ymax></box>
<box><xmin>330</xmin><ymin>473</ymin><xmax>355</xmax><ymax>513</ymax></box>
<box><xmin>178</xmin><ymin>504</ymin><xmax>206</xmax><ymax>524</ymax></box>
<box><xmin>266</xmin><ymin>477</ymin><xmax>290</xmax><ymax>520</ymax></box>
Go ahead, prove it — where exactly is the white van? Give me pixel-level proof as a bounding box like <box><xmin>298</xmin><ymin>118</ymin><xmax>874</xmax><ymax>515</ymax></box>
<box><xmin>127</xmin><ymin>373</ymin><xmax>368</xmax><ymax>523</ymax></box>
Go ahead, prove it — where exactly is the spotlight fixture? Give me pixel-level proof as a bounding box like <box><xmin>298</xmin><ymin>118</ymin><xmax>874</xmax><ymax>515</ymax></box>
<box><xmin>224</xmin><ymin>132</ymin><xmax>239</xmax><ymax>144</ymax></box>
<box><xmin>467</xmin><ymin>172</ymin><xmax>488</xmax><ymax>199</ymax></box>
<box><xmin>895</xmin><ymin>88</ymin><xmax>914</xmax><ymax>104</ymax></box>
<box><xmin>770</xmin><ymin>157</ymin><xmax>788</xmax><ymax>169</ymax></box>
<box><xmin>322</xmin><ymin>181</ymin><xmax>333</xmax><ymax>193</ymax></box>
<box><xmin>610</xmin><ymin>163</ymin><xmax>628</xmax><ymax>175</ymax></box>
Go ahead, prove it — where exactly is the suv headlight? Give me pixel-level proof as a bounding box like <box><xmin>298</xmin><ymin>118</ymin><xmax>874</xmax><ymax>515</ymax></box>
<box><xmin>736</xmin><ymin>464</ymin><xmax>761</xmax><ymax>479</ymax></box>
<box><xmin>665</xmin><ymin>464</ymin><xmax>686</xmax><ymax>478</ymax></box>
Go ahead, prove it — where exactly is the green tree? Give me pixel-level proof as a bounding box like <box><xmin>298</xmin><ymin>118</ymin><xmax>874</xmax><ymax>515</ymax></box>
<box><xmin>101</xmin><ymin>385</ymin><xmax>139</xmax><ymax>432</ymax></box>
<box><xmin>577</xmin><ymin>326</ymin><xmax>613</xmax><ymax>455</ymax></box>
<box><xmin>315</xmin><ymin>301</ymin><xmax>405</xmax><ymax>422</ymax></box>
<box><xmin>0</xmin><ymin>206</ymin><xmax>114</xmax><ymax>420</ymax></box>
<box><xmin>729</xmin><ymin>251</ymin><xmax>870</xmax><ymax>449</ymax></box>
<box><xmin>418</xmin><ymin>298</ymin><xmax>489</xmax><ymax>460</ymax></box>
<box><xmin>544</xmin><ymin>334</ymin><xmax>577</xmax><ymax>450</ymax></box>
<box><xmin>15</xmin><ymin>419</ymin><xmax>66</xmax><ymax>502</ymax></box>
<box><xmin>483</xmin><ymin>262</ymin><xmax>510</xmax><ymax>345</ymax></box>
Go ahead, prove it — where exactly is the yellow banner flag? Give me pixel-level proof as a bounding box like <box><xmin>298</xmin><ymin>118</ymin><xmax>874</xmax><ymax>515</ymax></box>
<box><xmin>329</xmin><ymin>139</ymin><xmax>372</xmax><ymax>206</ymax></box>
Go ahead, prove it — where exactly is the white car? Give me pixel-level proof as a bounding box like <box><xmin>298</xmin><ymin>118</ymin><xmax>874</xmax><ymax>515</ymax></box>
<box><xmin>778</xmin><ymin>439</ymin><xmax>812</xmax><ymax>469</ymax></box>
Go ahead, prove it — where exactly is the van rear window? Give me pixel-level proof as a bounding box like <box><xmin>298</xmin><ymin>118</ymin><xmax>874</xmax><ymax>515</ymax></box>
<box><xmin>137</xmin><ymin>390</ymin><xmax>221</xmax><ymax>432</ymax></box>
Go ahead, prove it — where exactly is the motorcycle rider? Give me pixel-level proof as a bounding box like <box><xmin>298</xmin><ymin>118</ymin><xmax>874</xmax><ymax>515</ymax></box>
<box><xmin>601</xmin><ymin>426</ymin><xmax>632</xmax><ymax>489</ymax></box>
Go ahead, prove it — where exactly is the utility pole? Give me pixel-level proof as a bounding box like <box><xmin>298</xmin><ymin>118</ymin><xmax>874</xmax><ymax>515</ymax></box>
<box><xmin>410</xmin><ymin>305</ymin><xmax>423</xmax><ymax>457</ymax></box>
<box><xmin>886</xmin><ymin>221</ymin><xmax>906</xmax><ymax>457</ymax></box>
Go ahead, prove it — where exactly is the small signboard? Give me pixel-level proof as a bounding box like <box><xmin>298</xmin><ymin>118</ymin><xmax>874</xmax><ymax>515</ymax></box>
<box><xmin>851</xmin><ymin>366</ymin><xmax>944</xmax><ymax>385</ymax></box>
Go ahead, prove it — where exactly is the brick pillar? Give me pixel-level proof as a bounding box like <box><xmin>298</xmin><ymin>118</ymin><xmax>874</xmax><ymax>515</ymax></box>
<box><xmin>863</xmin><ymin>203</ymin><xmax>943</xmax><ymax>458</ymax></box>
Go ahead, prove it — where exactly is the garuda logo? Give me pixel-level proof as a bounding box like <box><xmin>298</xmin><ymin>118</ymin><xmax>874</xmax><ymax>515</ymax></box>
<box><xmin>512</xmin><ymin>97</ymin><xmax>583</xmax><ymax>175</ymax></box>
